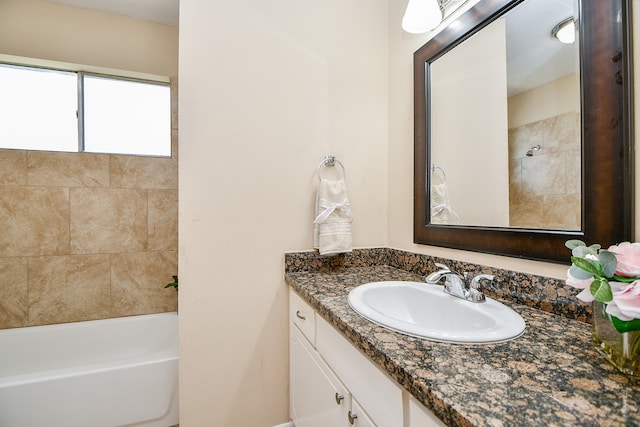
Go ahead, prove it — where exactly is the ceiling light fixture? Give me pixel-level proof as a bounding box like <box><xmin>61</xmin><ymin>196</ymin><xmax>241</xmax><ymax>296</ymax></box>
<box><xmin>402</xmin><ymin>0</ymin><xmax>442</xmax><ymax>34</ymax></box>
<box><xmin>551</xmin><ymin>17</ymin><xmax>576</xmax><ymax>44</ymax></box>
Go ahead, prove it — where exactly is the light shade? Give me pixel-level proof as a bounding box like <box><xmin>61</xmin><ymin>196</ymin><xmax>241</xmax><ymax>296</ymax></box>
<box><xmin>552</xmin><ymin>17</ymin><xmax>576</xmax><ymax>44</ymax></box>
<box><xmin>402</xmin><ymin>0</ymin><xmax>442</xmax><ymax>34</ymax></box>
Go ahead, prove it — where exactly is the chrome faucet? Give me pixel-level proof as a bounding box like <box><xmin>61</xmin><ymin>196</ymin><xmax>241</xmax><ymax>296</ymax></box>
<box><xmin>425</xmin><ymin>263</ymin><xmax>494</xmax><ymax>303</ymax></box>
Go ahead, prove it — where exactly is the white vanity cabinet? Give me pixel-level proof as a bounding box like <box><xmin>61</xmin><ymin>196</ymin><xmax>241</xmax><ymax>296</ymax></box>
<box><xmin>289</xmin><ymin>289</ymin><xmax>445</xmax><ymax>427</ymax></box>
<box><xmin>291</xmin><ymin>325</ymin><xmax>348</xmax><ymax>426</ymax></box>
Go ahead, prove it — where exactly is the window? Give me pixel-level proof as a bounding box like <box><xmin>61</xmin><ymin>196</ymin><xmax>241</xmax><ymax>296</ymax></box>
<box><xmin>0</xmin><ymin>63</ymin><xmax>171</xmax><ymax>157</ymax></box>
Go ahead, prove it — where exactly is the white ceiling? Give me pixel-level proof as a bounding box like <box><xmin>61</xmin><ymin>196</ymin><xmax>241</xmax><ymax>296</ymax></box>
<box><xmin>505</xmin><ymin>0</ymin><xmax>579</xmax><ymax>96</ymax></box>
<box><xmin>45</xmin><ymin>0</ymin><xmax>179</xmax><ymax>26</ymax></box>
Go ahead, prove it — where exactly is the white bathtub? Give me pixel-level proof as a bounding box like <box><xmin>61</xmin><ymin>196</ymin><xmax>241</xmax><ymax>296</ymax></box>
<box><xmin>0</xmin><ymin>312</ymin><xmax>179</xmax><ymax>427</ymax></box>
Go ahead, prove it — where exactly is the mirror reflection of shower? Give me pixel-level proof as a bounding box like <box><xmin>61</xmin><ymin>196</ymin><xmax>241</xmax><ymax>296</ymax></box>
<box><xmin>526</xmin><ymin>144</ymin><xmax>541</xmax><ymax>157</ymax></box>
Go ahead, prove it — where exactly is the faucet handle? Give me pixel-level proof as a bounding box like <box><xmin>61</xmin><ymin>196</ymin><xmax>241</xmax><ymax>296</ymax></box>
<box><xmin>469</xmin><ymin>274</ymin><xmax>494</xmax><ymax>303</ymax></box>
<box><xmin>433</xmin><ymin>262</ymin><xmax>450</xmax><ymax>271</ymax></box>
<box><xmin>470</xmin><ymin>274</ymin><xmax>495</xmax><ymax>289</ymax></box>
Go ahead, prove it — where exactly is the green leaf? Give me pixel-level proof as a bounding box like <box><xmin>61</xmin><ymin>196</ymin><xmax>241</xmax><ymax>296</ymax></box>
<box><xmin>571</xmin><ymin>256</ymin><xmax>602</xmax><ymax>276</ymax></box>
<box><xmin>569</xmin><ymin>264</ymin><xmax>594</xmax><ymax>280</ymax></box>
<box><xmin>589</xmin><ymin>243</ymin><xmax>602</xmax><ymax>252</ymax></box>
<box><xmin>613</xmin><ymin>274</ymin><xmax>638</xmax><ymax>283</ymax></box>
<box><xmin>165</xmin><ymin>275</ymin><xmax>179</xmax><ymax>292</ymax></box>
<box><xmin>590</xmin><ymin>277</ymin><xmax>613</xmax><ymax>302</ymax></box>
<box><xmin>572</xmin><ymin>245</ymin><xmax>598</xmax><ymax>258</ymax></box>
<box><xmin>610</xmin><ymin>316</ymin><xmax>640</xmax><ymax>333</ymax></box>
<box><xmin>598</xmin><ymin>250</ymin><xmax>618</xmax><ymax>278</ymax></box>
<box><xmin>565</xmin><ymin>239</ymin><xmax>586</xmax><ymax>250</ymax></box>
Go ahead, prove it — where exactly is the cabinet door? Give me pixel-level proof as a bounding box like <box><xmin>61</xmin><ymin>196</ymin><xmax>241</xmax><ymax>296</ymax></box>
<box><xmin>347</xmin><ymin>398</ymin><xmax>376</xmax><ymax>427</ymax></box>
<box><xmin>408</xmin><ymin>396</ymin><xmax>446</xmax><ymax>427</ymax></box>
<box><xmin>291</xmin><ymin>325</ymin><xmax>348</xmax><ymax>427</ymax></box>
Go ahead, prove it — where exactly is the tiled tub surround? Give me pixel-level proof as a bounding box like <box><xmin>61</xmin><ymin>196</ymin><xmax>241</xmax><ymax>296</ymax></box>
<box><xmin>0</xmin><ymin>82</ymin><xmax>178</xmax><ymax>330</ymax></box>
<box><xmin>285</xmin><ymin>249</ymin><xmax>640</xmax><ymax>426</ymax></box>
<box><xmin>508</xmin><ymin>111</ymin><xmax>581</xmax><ymax>230</ymax></box>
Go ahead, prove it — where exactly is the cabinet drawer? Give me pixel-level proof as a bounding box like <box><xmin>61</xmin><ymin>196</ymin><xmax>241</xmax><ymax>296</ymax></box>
<box><xmin>316</xmin><ymin>316</ymin><xmax>403</xmax><ymax>427</ymax></box>
<box><xmin>290</xmin><ymin>289</ymin><xmax>316</xmax><ymax>345</ymax></box>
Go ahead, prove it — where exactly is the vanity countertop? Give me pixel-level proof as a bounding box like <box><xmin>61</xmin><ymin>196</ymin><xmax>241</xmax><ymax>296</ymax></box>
<box><xmin>286</xmin><ymin>265</ymin><xmax>640</xmax><ymax>427</ymax></box>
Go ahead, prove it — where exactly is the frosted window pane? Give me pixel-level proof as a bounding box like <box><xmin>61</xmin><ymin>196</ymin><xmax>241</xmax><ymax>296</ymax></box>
<box><xmin>83</xmin><ymin>76</ymin><xmax>170</xmax><ymax>156</ymax></box>
<box><xmin>0</xmin><ymin>64</ymin><xmax>78</xmax><ymax>152</ymax></box>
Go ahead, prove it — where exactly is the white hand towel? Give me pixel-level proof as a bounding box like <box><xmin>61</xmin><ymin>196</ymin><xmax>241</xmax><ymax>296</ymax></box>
<box><xmin>313</xmin><ymin>178</ymin><xmax>353</xmax><ymax>255</ymax></box>
<box><xmin>431</xmin><ymin>182</ymin><xmax>459</xmax><ymax>224</ymax></box>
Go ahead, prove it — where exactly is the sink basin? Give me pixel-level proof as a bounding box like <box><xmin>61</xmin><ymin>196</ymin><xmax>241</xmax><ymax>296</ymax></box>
<box><xmin>348</xmin><ymin>281</ymin><xmax>525</xmax><ymax>344</ymax></box>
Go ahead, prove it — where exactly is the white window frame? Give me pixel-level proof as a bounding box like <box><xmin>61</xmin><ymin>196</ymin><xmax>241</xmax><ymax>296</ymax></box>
<box><xmin>0</xmin><ymin>58</ymin><xmax>171</xmax><ymax>157</ymax></box>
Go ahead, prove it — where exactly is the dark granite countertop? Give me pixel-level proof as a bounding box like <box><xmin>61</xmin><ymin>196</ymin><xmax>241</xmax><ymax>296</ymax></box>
<box><xmin>285</xmin><ymin>265</ymin><xmax>640</xmax><ymax>427</ymax></box>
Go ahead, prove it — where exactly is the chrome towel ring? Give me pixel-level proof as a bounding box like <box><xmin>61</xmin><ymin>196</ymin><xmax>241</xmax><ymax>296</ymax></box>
<box><xmin>317</xmin><ymin>155</ymin><xmax>346</xmax><ymax>180</ymax></box>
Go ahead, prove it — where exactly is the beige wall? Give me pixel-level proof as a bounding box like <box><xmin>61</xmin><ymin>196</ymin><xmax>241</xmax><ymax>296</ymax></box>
<box><xmin>431</xmin><ymin>17</ymin><xmax>509</xmax><ymax>227</ymax></box>
<box><xmin>508</xmin><ymin>73</ymin><xmax>580</xmax><ymax>128</ymax></box>
<box><xmin>0</xmin><ymin>0</ymin><xmax>179</xmax><ymax>329</ymax></box>
<box><xmin>0</xmin><ymin>0</ymin><xmax>178</xmax><ymax>78</ymax></box>
<box><xmin>178</xmin><ymin>0</ymin><xmax>389</xmax><ymax>425</ymax></box>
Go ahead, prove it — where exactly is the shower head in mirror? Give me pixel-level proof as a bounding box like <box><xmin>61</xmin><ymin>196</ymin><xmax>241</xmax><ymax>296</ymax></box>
<box><xmin>526</xmin><ymin>145</ymin><xmax>541</xmax><ymax>157</ymax></box>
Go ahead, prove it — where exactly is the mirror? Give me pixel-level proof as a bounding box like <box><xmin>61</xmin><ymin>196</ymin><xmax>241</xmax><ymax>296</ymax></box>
<box><xmin>414</xmin><ymin>0</ymin><xmax>632</xmax><ymax>263</ymax></box>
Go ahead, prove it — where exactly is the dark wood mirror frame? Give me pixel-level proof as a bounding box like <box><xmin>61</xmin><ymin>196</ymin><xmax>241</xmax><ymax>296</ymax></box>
<box><xmin>414</xmin><ymin>0</ymin><xmax>633</xmax><ymax>263</ymax></box>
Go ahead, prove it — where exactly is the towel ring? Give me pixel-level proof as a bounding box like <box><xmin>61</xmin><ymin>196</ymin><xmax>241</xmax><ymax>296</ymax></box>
<box><xmin>431</xmin><ymin>163</ymin><xmax>446</xmax><ymax>181</ymax></box>
<box><xmin>317</xmin><ymin>155</ymin><xmax>346</xmax><ymax>180</ymax></box>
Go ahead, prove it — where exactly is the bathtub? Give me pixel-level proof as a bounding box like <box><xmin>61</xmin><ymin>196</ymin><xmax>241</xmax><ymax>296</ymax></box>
<box><xmin>0</xmin><ymin>312</ymin><xmax>178</xmax><ymax>427</ymax></box>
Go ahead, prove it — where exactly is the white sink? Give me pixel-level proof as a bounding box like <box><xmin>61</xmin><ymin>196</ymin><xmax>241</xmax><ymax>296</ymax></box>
<box><xmin>348</xmin><ymin>281</ymin><xmax>525</xmax><ymax>344</ymax></box>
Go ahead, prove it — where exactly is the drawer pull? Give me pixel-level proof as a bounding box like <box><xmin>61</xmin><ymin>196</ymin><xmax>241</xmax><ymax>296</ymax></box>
<box><xmin>295</xmin><ymin>310</ymin><xmax>306</xmax><ymax>320</ymax></box>
<box><xmin>348</xmin><ymin>410</ymin><xmax>358</xmax><ymax>425</ymax></box>
<box><xmin>335</xmin><ymin>393</ymin><xmax>344</xmax><ymax>405</ymax></box>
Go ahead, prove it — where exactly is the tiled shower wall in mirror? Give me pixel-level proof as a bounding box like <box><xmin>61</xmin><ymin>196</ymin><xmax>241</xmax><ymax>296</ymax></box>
<box><xmin>508</xmin><ymin>111</ymin><xmax>580</xmax><ymax>230</ymax></box>
<box><xmin>0</xmin><ymin>81</ymin><xmax>178</xmax><ymax>330</ymax></box>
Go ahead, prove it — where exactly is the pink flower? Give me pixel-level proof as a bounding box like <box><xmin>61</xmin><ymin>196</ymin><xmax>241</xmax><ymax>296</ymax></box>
<box><xmin>607</xmin><ymin>281</ymin><xmax>640</xmax><ymax>321</ymax></box>
<box><xmin>566</xmin><ymin>270</ymin><xmax>594</xmax><ymax>302</ymax></box>
<box><xmin>608</xmin><ymin>242</ymin><xmax>640</xmax><ymax>277</ymax></box>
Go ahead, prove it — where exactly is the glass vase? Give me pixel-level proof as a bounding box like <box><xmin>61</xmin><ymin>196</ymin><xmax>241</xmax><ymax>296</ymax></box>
<box><xmin>592</xmin><ymin>301</ymin><xmax>640</xmax><ymax>376</ymax></box>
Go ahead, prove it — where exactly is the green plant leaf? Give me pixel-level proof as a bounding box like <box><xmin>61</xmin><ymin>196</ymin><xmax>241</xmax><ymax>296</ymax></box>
<box><xmin>571</xmin><ymin>256</ymin><xmax>602</xmax><ymax>276</ymax></box>
<box><xmin>589</xmin><ymin>243</ymin><xmax>602</xmax><ymax>252</ymax></box>
<box><xmin>598</xmin><ymin>250</ymin><xmax>617</xmax><ymax>278</ymax></box>
<box><xmin>590</xmin><ymin>277</ymin><xmax>613</xmax><ymax>302</ymax></box>
<box><xmin>569</xmin><ymin>264</ymin><xmax>594</xmax><ymax>280</ymax></box>
<box><xmin>612</xmin><ymin>274</ymin><xmax>638</xmax><ymax>283</ymax></box>
<box><xmin>165</xmin><ymin>275</ymin><xmax>179</xmax><ymax>292</ymax></box>
<box><xmin>572</xmin><ymin>245</ymin><xmax>598</xmax><ymax>258</ymax></box>
<box><xmin>565</xmin><ymin>239</ymin><xmax>586</xmax><ymax>249</ymax></box>
<box><xmin>610</xmin><ymin>316</ymin><xmax>640</xmax><ymax>333</ymax></box>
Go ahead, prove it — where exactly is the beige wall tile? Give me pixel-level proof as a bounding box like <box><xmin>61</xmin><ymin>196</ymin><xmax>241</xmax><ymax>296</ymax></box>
<box><xmin>539</xmin><ymin>153</ymin><xmax>567</xmax><ymax>195</ymax></box>
<box><xmin>28</xmin><ymin>254</ymin><xmax>111</xmax><ymax>326</ymax></box>
<box><xmin>28</xmin><ymin>151</ymin><xmax>110</xmax><ymax>188</ymax></box>
<box><xmin>545</xmin><ymin>111</ymin><xmax>580</xmax><ymax>151</ymax></box>
<box><xmin>148</xmin><ymin>190</ymin><xmax>178</xmax><ymax>251</ymax></box>
<box><xmin>70</xmin><ymin>188</ymin><xmax>148</xmax><ymax>254</ymax></box>
<box><xmin>566</xmin><ymin>148</ymin><xmax>581</xmax><ymax>194</ymax></box>
<box><xmin>509</xmin><ymin>121</ymin><xmax>543</xmax><ymax>159</ymax></box>
<box><xmin>544</xmin><ymin>194</ymin><xmax>581</xmax><ymax>230</ymax></box>
<box><xmin>110</xmin><ymin>155</ymin><xmax>177</xmax><ymax>190</ymax></box>
<box><xmin>0</xmin><ymin>149</ymin><xmax>27</xmax><ymax>185</ymax></box>
<box><xmin>520</xmin><ymin>156</ymin><xmax>546</xmax><ymax>196</ymax></box>
<box><xmin>0</xmin><ymin>186</ymin><xmax>70</xmax><ymax>256</ymax></box>
<box><xmin>111</xmin><ymin>251</ymin><xmax>177</xmax><ymax>316</ymax></box>
<box><xmin>171</xmin><ymin>79</ymin><xmax>178</xmax><ymax>131</ymax></box>
<box><xmin>0</xmin><ymin>257</ymin><xmax>28</xmax><ymax>329</ymax></box>
<box><xmin>510</xmin><ymin>199</ymin><xmax>544</xmax><ymax>228</ymax></box>
<box><xmin>509</xmin><ymin>112</ymin><xmax>580</xmax><ymax>229</ymax></box>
